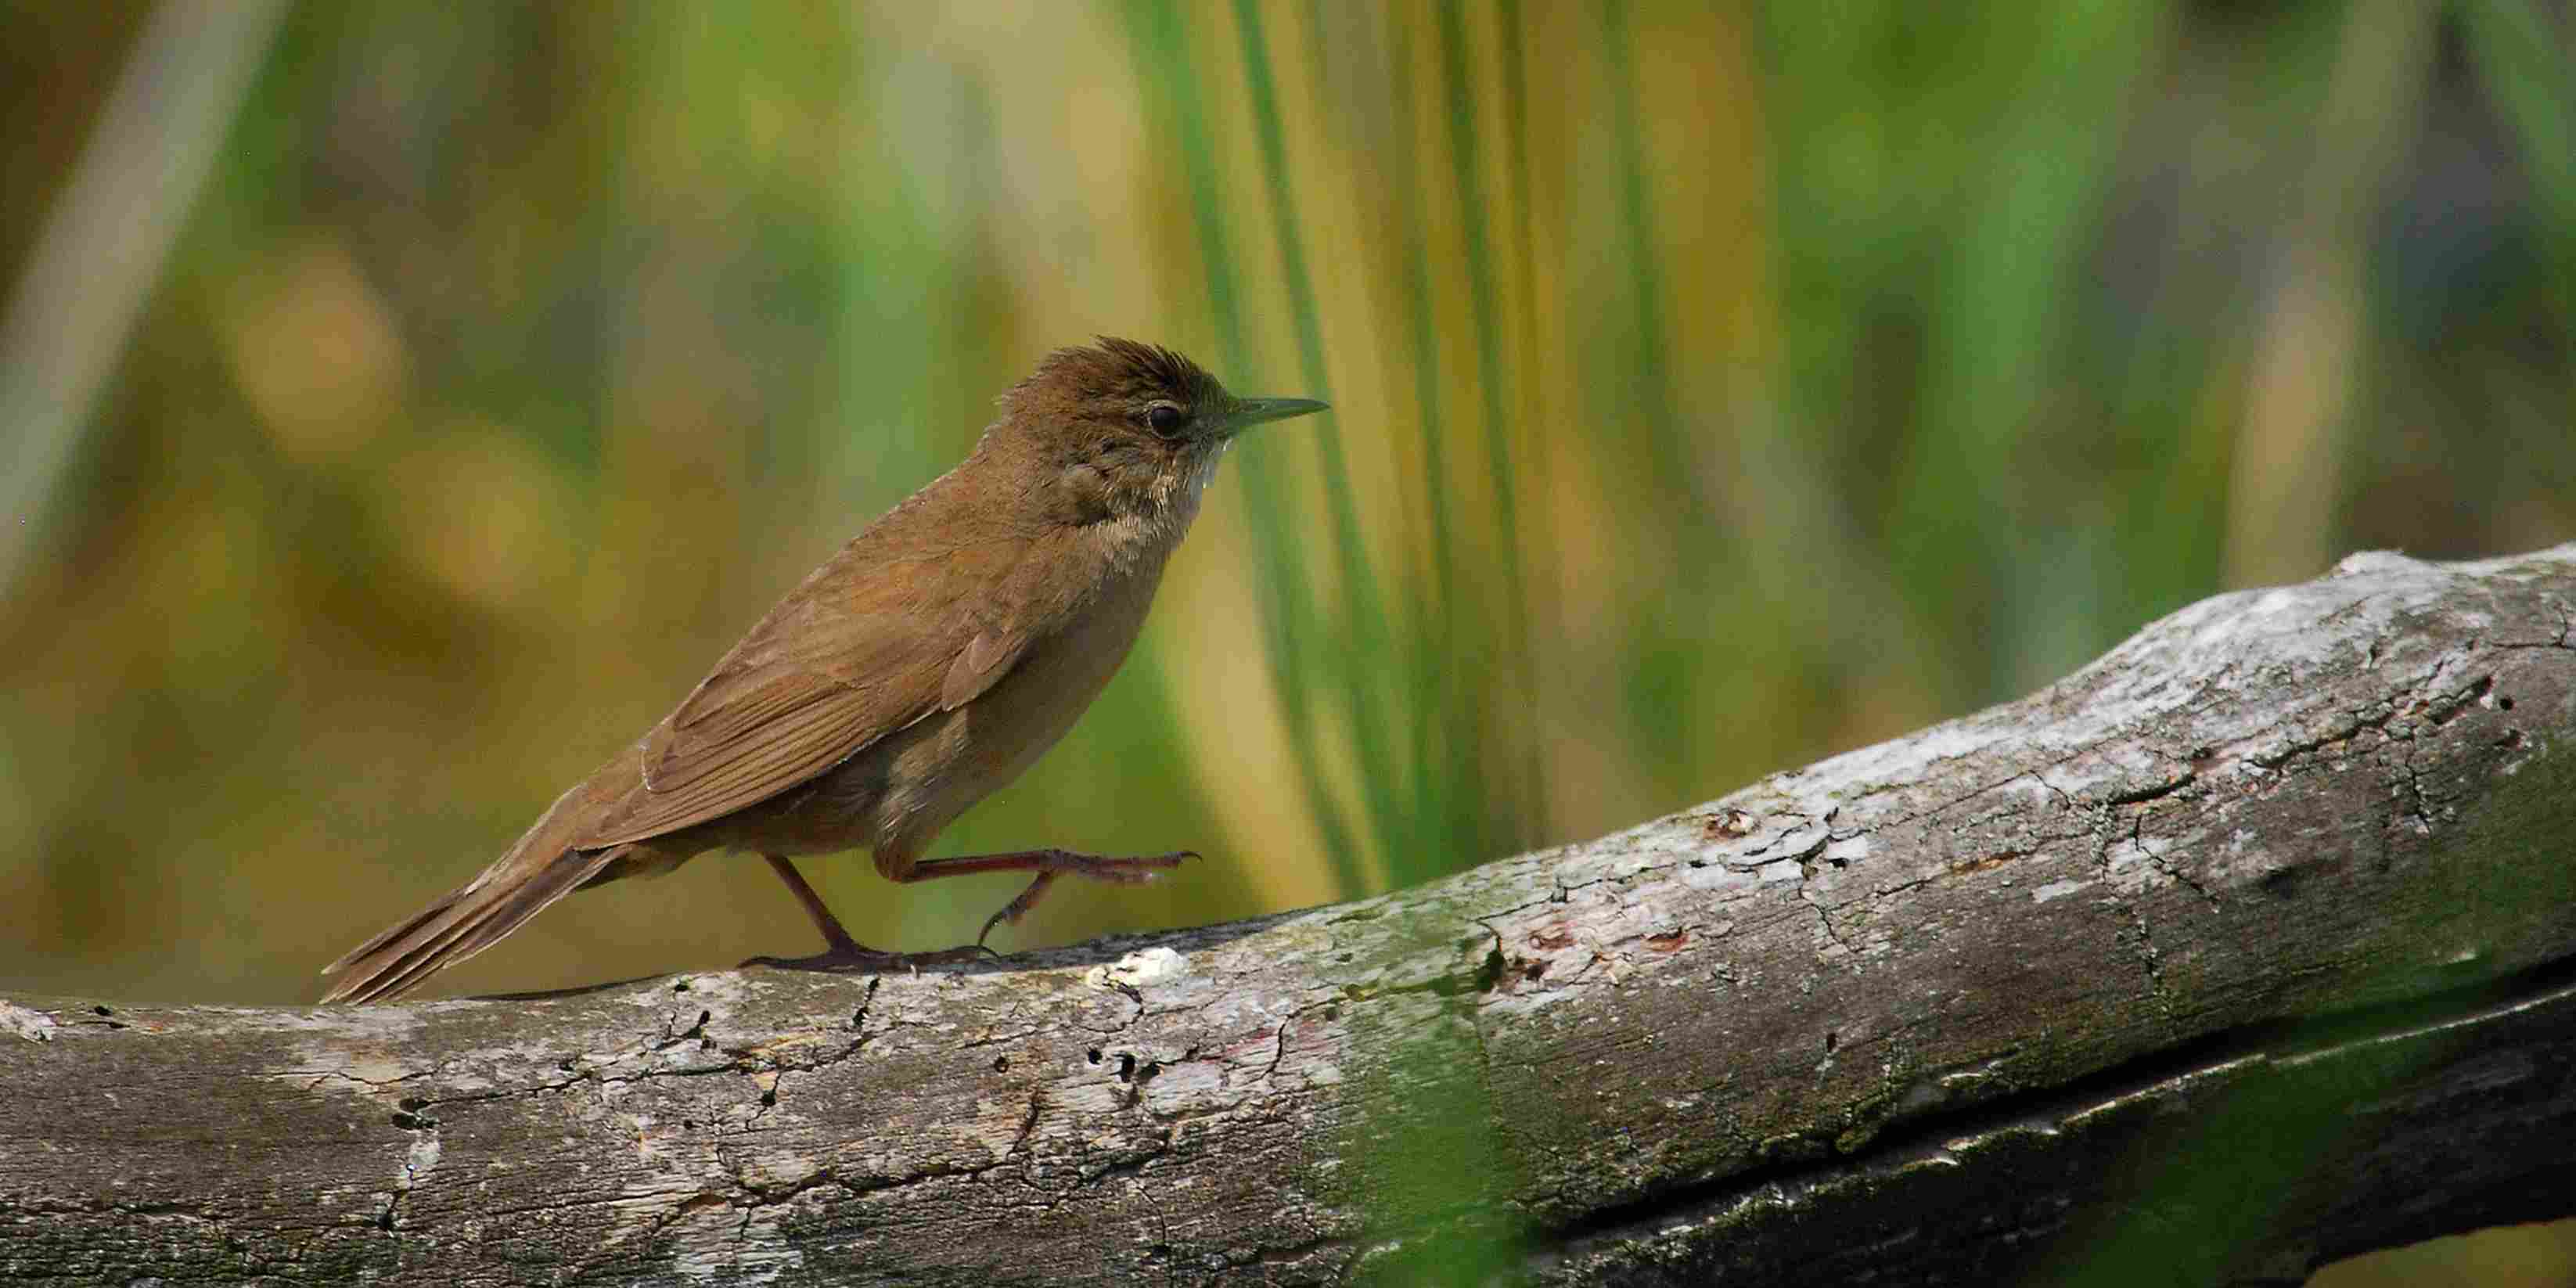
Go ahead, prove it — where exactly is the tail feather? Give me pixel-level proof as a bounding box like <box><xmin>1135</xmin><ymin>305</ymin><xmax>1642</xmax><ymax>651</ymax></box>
<box><xmin>322</xmin><ymin>778</ymin><xmax>633</xmax><ymax>1005</ymax></box>
<box><xmin>322</xmin><ymin>846</ymin><xmax>625</xmax><ymax>1004</ymax></box>
<box><xmin>322</xmin><ymin>886</ymin><xmax>469</xmax><ymax>978</ymax></box>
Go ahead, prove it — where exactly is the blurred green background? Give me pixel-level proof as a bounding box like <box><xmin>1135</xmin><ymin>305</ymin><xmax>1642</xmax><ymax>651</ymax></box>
<box><xmin>2</xmin><ymin>0</ymin><xmax>2572</xmax><ymax>1279</ymax></box>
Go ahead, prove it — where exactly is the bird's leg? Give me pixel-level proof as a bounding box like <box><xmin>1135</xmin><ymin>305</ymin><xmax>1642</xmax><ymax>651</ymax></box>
<box><xmin>740</xmin><ymin>854</ymin><xmax>988</xmax><ymax>973</ymax></box>
<box><xmin>894</xmin><ymin>848</ymin><xmax>1196</xmax><ymax>947</ymax></box>
<box><xmin>764</xmin><ymin>852</ymin><xmax>862</xmax><ymax>952</ymax></box>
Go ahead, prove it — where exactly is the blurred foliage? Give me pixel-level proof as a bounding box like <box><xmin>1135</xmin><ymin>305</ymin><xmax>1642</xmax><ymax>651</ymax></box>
<box><xmin>2</xmin><ymin>0</ymin><xmax>2573</xmax><ymax>1280</ymax></box>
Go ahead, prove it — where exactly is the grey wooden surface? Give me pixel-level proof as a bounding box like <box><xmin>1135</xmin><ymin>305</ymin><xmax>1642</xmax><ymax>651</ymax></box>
<box><xmin>4</xmin><ymin>544</ymin><xmax>2572</xmax><ymax>1286</ymax></box>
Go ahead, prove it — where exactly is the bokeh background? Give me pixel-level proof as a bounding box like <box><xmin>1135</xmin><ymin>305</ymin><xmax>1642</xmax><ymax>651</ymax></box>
<box><xmin>3</xmin><ymin>2</ymin><xmax>2571</xmax><ymax>1281</ymax></box>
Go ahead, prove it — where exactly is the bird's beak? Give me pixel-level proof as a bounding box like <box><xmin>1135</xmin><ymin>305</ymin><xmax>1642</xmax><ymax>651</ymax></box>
<box><xmin>1221</xmin><ymin>396</ymin><xmax>1329</xmax><ymax>437</ymax></box>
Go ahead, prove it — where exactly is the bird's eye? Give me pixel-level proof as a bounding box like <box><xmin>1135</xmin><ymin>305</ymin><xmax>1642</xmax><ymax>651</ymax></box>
<box><xmin>1144</xmin><ymin>403</ymin><xmax>1186</xmax><ymax>438</ymax></box>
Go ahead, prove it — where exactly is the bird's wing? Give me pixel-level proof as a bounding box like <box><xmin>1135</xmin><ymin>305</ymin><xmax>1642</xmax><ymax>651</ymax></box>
<box><xmin>574</xmin><ymin>536</ymin><xmax>1034</xmax><ymax>850</ymax></box>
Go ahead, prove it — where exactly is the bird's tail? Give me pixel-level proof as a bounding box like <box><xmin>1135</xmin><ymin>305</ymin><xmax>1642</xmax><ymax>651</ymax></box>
<box><xmin>320</xmin><ymin>783</ymin><xmax>626</xmax><ymax>1005</ymax></box>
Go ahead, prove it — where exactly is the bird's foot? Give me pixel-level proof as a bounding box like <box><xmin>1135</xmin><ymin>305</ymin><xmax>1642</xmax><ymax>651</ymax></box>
<box><xmin>973</xmin><ymin>850</ymin><xmax>1199</xmax><ymax>947</ymax></box>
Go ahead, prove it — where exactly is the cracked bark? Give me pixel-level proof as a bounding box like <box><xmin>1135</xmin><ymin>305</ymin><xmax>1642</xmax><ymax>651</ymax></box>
<box><xmin>5</xmin><ymin>544</ymin><xmax>2575</xmax><ymax>1287</ymax></box>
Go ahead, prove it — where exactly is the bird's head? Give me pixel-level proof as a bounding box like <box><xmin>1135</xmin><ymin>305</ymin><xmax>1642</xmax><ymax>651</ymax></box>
<box><xmin>995</xmin><ymin>337</ymin><xmax>1326</xmax><ymax>525</ymax></box>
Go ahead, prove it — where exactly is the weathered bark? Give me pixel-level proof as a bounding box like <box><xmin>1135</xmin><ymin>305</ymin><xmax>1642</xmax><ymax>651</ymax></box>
<box><xmin>5</xmin><ymin>545</ymin><xmax>2574</xmax><ymax>1287</ymax></box>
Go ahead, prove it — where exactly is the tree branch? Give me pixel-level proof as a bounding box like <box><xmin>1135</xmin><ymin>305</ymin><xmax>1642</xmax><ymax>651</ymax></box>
<box><xmin>5</xmin><ymin>545</ymin><xmax>2574</xmax><ymax>1286</ymax></box>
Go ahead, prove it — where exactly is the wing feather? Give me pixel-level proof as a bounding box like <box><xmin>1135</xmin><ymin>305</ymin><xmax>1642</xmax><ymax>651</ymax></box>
<box><xmin>941</xmin><ymin>629</ymin><xmax>1023</xmax><ymax>711</ymax></box>
<box><xmin>575</xmin><ymin>551</ymin><xmax>1042</xmax><ymax>850</ymax></box>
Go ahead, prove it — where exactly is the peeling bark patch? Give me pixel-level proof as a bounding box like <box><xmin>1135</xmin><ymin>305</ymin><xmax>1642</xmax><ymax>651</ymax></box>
<box><xmin>2105</xmin><ymin>773</ymin><xmax>2196</xmax><ymax>807</ymax></box>
<box><xmin>1705</xmin><ymin>808</ymin><xmax>1761</xmax><ymax>838</ymax></box>
<box><xmin>1</xmin><ymin>1001</ymin><xmax>58</xmax><ymax>1042</ymax></box>
<box><xmin>1085</xmin><ymin>946</ymin><xmax>1192</xmax><ymax>991</ymax></box>
<box><xmin>2031</xmin><ymin>879</ymin><xmax>2093</xmax><ymax>905</ymax></box>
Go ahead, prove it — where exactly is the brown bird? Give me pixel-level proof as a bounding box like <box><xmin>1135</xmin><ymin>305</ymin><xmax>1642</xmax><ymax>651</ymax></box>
<box><xmin>321</xmin><ymin>339</ymin><xmax>1325</xmax><ymax>1004</ymax></box>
